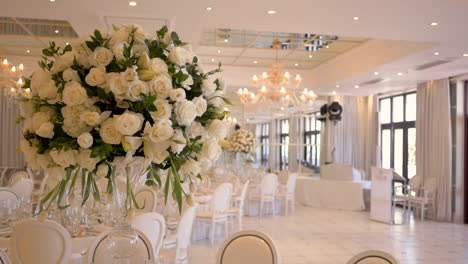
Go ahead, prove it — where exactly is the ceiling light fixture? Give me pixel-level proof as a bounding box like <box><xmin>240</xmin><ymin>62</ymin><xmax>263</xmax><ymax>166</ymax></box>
<box><xmin>26</xmin><ymin>50</ymin><xmax>30</xmax><ymax>53</ymax></box>
<box><xmin>211</xmin><ymin>58</ymin><xmax>215</xmax><ymax>62</ymax></box>
<box><xmin>430</xmin><ymin>22</ymin><xmax>438</xmax><ymax>26</ymax></box>
<box><xmin>336</xmin><ymin>84</ymin><xmax>340</xmax><ymax>88</ymax></box>
<box><xmin>253</xmin><ymin>60</ymin><xmax>258</xmax><ymax>64</ymax></box>
<box><xmin>223</xmin><ymin>38</ymin><xmax>229</xmax><ymax>43</ymax></box>
<box><xmin>267</xmin><ymin>10</ymin><xmax>276</xmax><ymax>15</ymax></box>
<box><xmin>434</xmin><ymin>52</ymin><xmax>439</xmax><ymax>56</ymax></box>
<box><xmin>129</xmin><ymin>1</ymin><xmax>137</xmax><ymax>6</ymax></box>
<box><xmin>374</xmin><ymin>72</ymin><xmax>379</xmax><ymax>75</ymax></box>
<box><xmin>332</xmin><ymin>91</ymin><xmax>337</xmax><ymax>95</ymax></box>
<box><xmin>49</xmin><ymin>0</ymin><xmax>55</xmax><ymax>2</ymax></box>
<box><xmin>354</xmin><ymin>85</ymin><xmax>359</xmax><ymax>89</ymax></box>
<box><xmin>217</xmin><ymin>50</ymin><xmax>221</xmax><ymax>54</ymax></box>
<box><xmin>66</xmin><ymin>42</ymin><xmax>69</xmax><ymax>45</ymax></box>
<box><xmin>54</xmin><ymin>29</ymin><xmax>59</xmax><ymax>34</ymax></box>
<box><xmin>353</xmin><ymin>16</ymin><xmax>359</xmax><ymax>21</ymax></box>
<box><xmin>308</xmin><ymin>54</ymin><xmax>313</xmax><ymax>59</ymax></box>
<box><xmin>397</xmin><ymin>72</ymin><xmax>403</xmax><ymax>76</ymax></box>
<box><xmin>463</xmin><ymin>53</ymin><xmax>468</xmax><ymax>57</ymax></box>
<box><xmin>206</xmin><ymin>7</ymin><xmax>213</xmax><ymax>11</ymax></box>
<box><xmin>294</xmin><ymin>63</ymin><xmax>299</xmax><ymax>67</ymax></box>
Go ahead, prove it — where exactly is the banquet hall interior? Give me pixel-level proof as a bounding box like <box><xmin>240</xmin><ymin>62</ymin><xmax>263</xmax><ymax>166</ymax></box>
<box><xmin>0</xmin><ymin>0</ymin><xmax>468</xmax><ymax>263</ymax></box>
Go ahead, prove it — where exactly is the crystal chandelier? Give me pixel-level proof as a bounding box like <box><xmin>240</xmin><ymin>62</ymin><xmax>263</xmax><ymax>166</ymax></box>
<box><xmin>0</xmin><ymin>58</ymin><xmax>30</xmax><ymax>99</ymax></box>
<box><xmin>237</xmin><ymin>39</ymin><xmax>317</xmax><ymax>109</ymax></box>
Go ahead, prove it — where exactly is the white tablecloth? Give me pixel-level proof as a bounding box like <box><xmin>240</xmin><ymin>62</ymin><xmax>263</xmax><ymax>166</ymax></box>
<box><xmin>295</xmin><ymin>176</ymin><xmax>370</xmax><ymax>211</ymax></box>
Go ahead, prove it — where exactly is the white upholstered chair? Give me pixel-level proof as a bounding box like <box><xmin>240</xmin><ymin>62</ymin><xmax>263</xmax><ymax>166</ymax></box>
<box><xmin>10</xmin><ymin>178</ymin><xmax>33</xmax><ymax>202</ymax></box>
<box><xmin>408</xmin><ymin>177</ymin><xmax>437</xmax><ymax>221</ymax></box>
<box><xmin>88</xmin><ymin>227</ymin><xmax>155</xmax><ymax>264</ymax></box>
<box><xmin>346</xmin><ymin>250</ymin><xmax>399</xmax><ymax>264</ymax></box>
<box><xmin>161</xmin><ymin>205</ymin><xmax>198</xmax><ymax>263</ymax></box>
<box><xmin>250</xmin><ymin>173</ymin><xmax>278</xmax><ymax>217</ymax></box>
<box><xmin>10</xmin><ymin>218</ymin><xmax>74</xmax><ymax>264</ymax></box>
<box><xmin>0</xmin><ymin>187</ymin><xmax>18</xmax><ymax>202</ymax></box>
<box><xmin>228</xmin><ymin>180</ymin><xmax>250</xmax><ymax>231</ymax></box>
<box><xmin>216</xmin><ymin>230</ymin><xmax>280</xmax><ymax>264</ymax></box>
<box><xmin>131</xmin><ymin>212</ymin><xmax>166</xmax><ymax>256</ymax></box>
<box><xmin>196</xmin><ymin>183</ymin><xmax>233</xmax><ymax>245</ymax></box>
<box><xmin>8</xmin><ymin>171</ymin><xmax>30</xmax><ymax>186</ymax></box>
<box><xmin>0</xmin><ymin>249</ymin><xmax>11</xmax><ymax>264</ymax></box>
<box><xmin>135</xmin><ymin>186</ymin><xmax>158</xmax><ymax>213</ymax></box>
<box><xmin>275</xmin><ymin>173</ymin><xmax>297</xmax><ymax>215</ymax></box>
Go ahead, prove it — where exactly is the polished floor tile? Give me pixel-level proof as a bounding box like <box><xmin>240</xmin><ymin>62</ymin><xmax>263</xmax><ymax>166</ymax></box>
<box><xmin>189</xmin><ymin>205</ymin><xmax>468</xmax><ymax>264</ymax></box>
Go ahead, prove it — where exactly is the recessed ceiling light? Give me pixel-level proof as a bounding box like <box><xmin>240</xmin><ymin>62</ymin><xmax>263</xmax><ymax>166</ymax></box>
<box><xmin>397</xmin><ymin>72</ymin><xmax>403</xmax><ymax>76</ymax></box>
<box><xmin>325</xmin><ymin>45</ymin><xmax>329</xmax><ymax>48</ymax></box>
<box><xmin>430</xmin><ymin>22</ymin><xmax>438</xmax><ymax>26</ymax></box>
<box><xmin>54</xmin><ymin>29</ymin><xmax>59</xmax><ymax>34</ymax></box>
<box><xmin>353</xmin><ymin>17</ymin><xmax>359</xmax><ymax>21</ymax></box>
<box><xmin>335</xmin><ymin>84</ymin><xmax>340</xmax><ymax>88</ymax></box>
<box><xmin>332</xmin><ymin>91</ymin><xmax>337</xmax><ymax>95</ymax></box>
<box><xmin>129</xmin><ymin>1</ymin><xmax>137</xmax><ymax>6</ymax></box>
<box><xmin>66</xmin><ymin>42</ymin><xmax>69</xmax><ymax>45</ymax></box>
<box><xmin>253</xmin><ymin>60</ymin><xmax>258</xmax><ymax>64</ymax></box>
<box><xmin>463</xmin><ymin>53</ymin><xmax>468</xmax><ymax>57</ymax></box>
<box><xmin>294</xmin><ymin>63</ymin><xmax>299</xmax><ymax>67</ymax></box>
<box><xmin>49</xmin><ymin>0</ymin><xmax>55</xmax><ymax>2</ymax></box>
<box><xmin>374</xmin><ymin>71</ymin><xmax>379</xmax><ymax>75</ymax></box>
<box><xmin>217</xmin><ymin>49</ymin><xmax>221</xmax><ymax>53</ymax></box>
<box><xmin>354</xmin><ymin>85</ymin><xmax>359</xmax><ymax>89</ymax></box>
<box><xmin>267</xmin><ymin>10</ymin><xmax>276</xmax><ymax>15</ymax></box>
<box><xmin>206</xmin><ymin>7</ymin><xmax>213</xmax><ymax>11</ymax></box>
<box><xmin>223</xmin><ymin>38</ymin><xmax>229</xmax><ymax>43</ymax></box>
<box><xmin>308</xmin><ymin>54</ymin><xmax>313</xmax><ymax>59</ymax></box>
<box><xmin>26</xmin><ymin>50</ymin><xmax>30</xmax><ymax>53</ymax></box>
<box><xmin>434</xmin><ymin>52</ymin><xmax>439</xmax><ymax>56</ymax></box>
<box><xmin>211</xmin><ymin>58</ymin><xmax>215</xmax><ymax>62</ymax></box>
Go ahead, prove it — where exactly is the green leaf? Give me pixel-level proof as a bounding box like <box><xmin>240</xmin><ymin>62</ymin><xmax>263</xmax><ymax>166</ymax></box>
<box><xmin>91</xmin><ymin>143</ymin><xmax>113</xmax><ymax>159</ymax></box>
<box><xmin>157</xmin><ymin>26</ymin><xmax>168</xmax><ymax>39</ymax></box>
<box><xmin>42</xmin><ymin>49</ymin><xmax>53</xmax><ymax>57</ymax></box>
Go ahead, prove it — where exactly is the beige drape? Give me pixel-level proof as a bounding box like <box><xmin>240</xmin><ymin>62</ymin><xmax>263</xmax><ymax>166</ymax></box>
<box><xmin>0</xmin><ymin>90</ymin><xmax>25</xmax><ymax>167</ymax></box>
<box><xmin>416</xmin><ymin>79</ymin><xmax>452</xmax><ymax>221</ymax></box>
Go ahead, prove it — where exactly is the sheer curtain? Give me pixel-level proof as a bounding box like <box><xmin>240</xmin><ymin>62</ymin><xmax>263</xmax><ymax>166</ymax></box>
<box><xmin>0</xmin><ymin>91</ymin><xmax>25</xmax><ymax>167</ymax></box>
<box><xmin>416</xmin><ymin>79</ymin><xmax>452</xmax><ymax>221</ymax></box>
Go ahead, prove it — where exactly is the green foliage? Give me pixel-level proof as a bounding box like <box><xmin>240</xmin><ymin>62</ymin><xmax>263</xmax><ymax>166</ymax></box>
<box><xmin>91</xmin><ymin>143</ymin><xmax>113</xmax><ymax>159</ymax></box>
<box><xmin>86</xmin><ymin>29</ymin><xmax>109</xmax><ymax>51</ymax></box>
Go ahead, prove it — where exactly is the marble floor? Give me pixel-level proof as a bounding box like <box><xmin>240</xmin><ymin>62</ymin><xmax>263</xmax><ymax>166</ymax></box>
<box><xmin>189</xmin><ymin>205</ymin><xmax>468</xmax><ymax>264</ymax></box>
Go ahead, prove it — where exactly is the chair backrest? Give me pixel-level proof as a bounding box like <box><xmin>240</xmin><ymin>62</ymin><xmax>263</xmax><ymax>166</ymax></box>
<box><xmin>239</xmin><ymin>180</ymin><xmax>250</xmax><ymax>209</ymax></box>
<box><xmin>88</xmin><ymin>227</ymin><xmax>154</xmax><ymax>263</ymax></box>
<box><xmin>175</xmin><ymin>205</ymin><xmax>198</xmax><ymax>261</ymax></box>
<box><xmin>424</xmin><ymin>177</ymin><xmax>437</xmax><ymax>190</ymax></box>
<box><xmin>131</xmin><ymin>212</ymin><xmax>166</xmax><ymax>256</ymax></box>
<box><xmin>201</xmin><ymin>174</ymin><xmax>212</xmax><ymax>189</ymax></box>
<box><xmin>9</xmin><ymin>171</ymin><xmax>30</xmax><ymax>186</ymax></box>
<box><xmin>278</xmin><ymin>171</ymin><xmax>289</xmax><ymax>185</ymax></box>
<box><xmin>286</xmin><ymin>173</ymin><xmax>297</xmax><ymax>194</ymax></box>
<box><xmin>212</xmin><ymin>183</ymin><xmax>233</xmax><ymax>214</ymax></box>
<box><xmin>228</xmin><ymin>176</ymin><xmax>240</xmax><ymax>194</ymax></box>
<box><xmin>0</xmin><ymin>248</ymin><xmax>11</xmax><ymax>264</ymax></box>
<box><xmin>216</xmin><ymin>230</ymin><xmax>280</xmax><ymax>264</ymax></box>
<box><xmin>408</xmin><ymin>175</ymin><xmax>421</xmax><ymax>191</ymax></box>
<box><xmin>0</xmin><ymin>187</ymin><xmax>18</xmax><ymax>202</ymax></box>
<box><xmin>261</xmin><ymin>174</ymin><xmax>278</xmax><ymax>196</ymax></box>
<box><xmin>346</xmin><ymin>250</ymin><xmax>399</xmax><ymax>264</ymax></box>
<box><xmin>10</xmin><ymin>179</ymin><xmax>33</xmax><ymax>201</ymax></box>
<box><xmin>10</xmin><ymin>219</ymin><xmax>72</xmax><ymax>264</ymax></box>
<box><xmin>135</xmin><ymin>186</ymin><xmax>158</xmax><ymax>213</ymax></box>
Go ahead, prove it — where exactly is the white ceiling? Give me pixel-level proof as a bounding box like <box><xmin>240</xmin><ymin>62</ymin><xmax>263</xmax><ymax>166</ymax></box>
<box><xmin>2</xmin><ymin>0</ymin><xmax>468</xmax><ymax>98</ymax></box>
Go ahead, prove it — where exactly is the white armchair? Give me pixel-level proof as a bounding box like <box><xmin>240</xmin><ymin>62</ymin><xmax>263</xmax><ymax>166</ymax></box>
<box><xmin>408</xmin><ymin>177</ymin><xmax>437</xmax><ymax>221</ymax></box>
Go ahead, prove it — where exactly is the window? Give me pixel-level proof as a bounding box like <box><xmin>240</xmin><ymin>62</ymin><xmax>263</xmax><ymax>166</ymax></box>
<box><xmin>258</xmin><ymin>123</ymin><xmax>270</xmax><ymax>167</ymax></box>
<box><xmin>304</xmin><ymin>112</ymin><xmax>321</xmax><ymax>168</ymax></box>
<box><xmin>380</xmin><ymin>92</ymin><xmax>416</xmax><ymax>180</ymax></box>
<box><xmin>277</xmin><ymin>119</ymin><xmax>289</xmax><ymax>170</ymax></box>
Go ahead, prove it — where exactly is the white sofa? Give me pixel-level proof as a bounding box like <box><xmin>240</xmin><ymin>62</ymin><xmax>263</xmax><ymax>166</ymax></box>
<box><xmin>296</xmin><ymin>163</ymin><xmax>370</xmax><ymax>211</ymax></box>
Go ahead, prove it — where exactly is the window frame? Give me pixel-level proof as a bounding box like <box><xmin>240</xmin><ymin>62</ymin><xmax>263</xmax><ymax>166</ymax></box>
<box><xmin>277</xmin><ymin>119</ymin><xmax>289</xmax><ymax>170</ymax></box>
<box><xmin>259</xmin><ymin>123</ymin><xmax>270</xmax><ymax>167</ymax></box>
<box><xmin>303</xmin><ymin>112</ymin><xmax>321</xmax><ymax>168</ymax></box>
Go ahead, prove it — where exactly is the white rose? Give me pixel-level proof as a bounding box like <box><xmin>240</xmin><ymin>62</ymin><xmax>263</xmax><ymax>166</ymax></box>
<box><xmin>208</xmin><ymin>120</ymin><xmax>229</xmax><ymax>140</ymax></box>
<box><xmin>62</xmin><ymin>81</ymin><xmax>88</xmax><ymax>106</ymax></box>
<box><xmin>168</xmin><ymin>46</ymin><xmax>190</xmax><ymax>66</ymax></box>
<box><xmin>169</xmin><ymin>88</ymin><xmax>186</xmax><ymax>102</ymax></box>
<box><xmin>61</xmin><ymin>104</ymin><xmax>95</xmax><ymax>138</ymax></box>
<box><xmin>170</xmin><ymin>129</ymin><xmax>186</xmax><ymax>154</ymax></box>
<box><xmin>31</xmin><ymin>70</ymin><xmax>57</xmax><ymax>100</ymax></box>
<box><xmin>201</xmin><ymin>78</ymin><xmax>216</xmax><ymax>96</ymax></box>
<box><xmin>185</xmin><ymin>121</ymin><xmax>206</xmax><ymax>139</ymax></box>
<box><xmin>114</xmin><ymin>112</ymin><xmax>144</xmax><ymax>136</ymax></box>
<box><xmin>92</xmin><ymin>47</ymin><xmax>114</xmax><ymax>67</ymax></box>
<box><xmin>149</xmin><ymin>148</ymin><xmax>169</xmax><ymax>164</ymax></box>
<box><xmin>80</xmin><ymin>111</ymin><xmax>101</xmax><ymax>126</ymax></box>
<box><xmin>148</xmin><ymin>75</ymin><xmax>172</xmax><ymax>99</ymax></box>
<box><xmin>150</xmin><ymin>58</ymin><xmax>168</xmax><ymax>74</ymax></box>
<box><xmin>180</xmin><ymin>159</ymin><xmax>201</xmax><ymax>178</ymax></box>
<box><xmin>192</xmin><ymin>96</ymin><xmax>207</xmax><ymax>117</ymax></box>
<box><xmin>22</xmin><ymin>118</ymin><xmax>33</xmax><ymax>134</ymax></box>
<box><xmin>109</xmin><ymin>74</ymin><xmax>129</xmax><ymax>96</ymax></box>
<box><xmin>207</xmin><ymin>90</ymin><xmax>226</xmax><ymax>110</ymax></box>
<box><xmin>18</xmin><ymin>101</ymin><xmax>35</xmax><ymax>118</ymax></box>
<box><xmin>144</xmin><ymin>120</ymin><xmax>174</xmax><ymax>143</ymax></box>
<box><xmin>110</xmin><ymin>29</ymin><xmax>130</xmax><ymax>47</ymax></box>
<box><xmin>131</xmin><ymin>44</ymin><xmax>149</xmax><ymax>58</ymax></box>
<box><xmin>50</xmin><ymin>149</ymin><xmax>76</xmax><ymax>168</ymax></box>
<box><xmin>77</xmin><ymin>132</ymin><xmax>93</xmax><ymax>149</ymax></box>
<box><xmin>180</xmin><ymin>69</ymin><xmax>193</xmax><ymax>89</ymax></box>
<box><xmin>150</xmin><ymin>99</ymin><xmax>172</xmax><ymax>121</ymax></box>
<box><xmin>73</xmin><ymin>44</ymin><xmax>92</xmax><ymax>69</ymax></box>
<box><xmin>85</xmin><ymin>67</ymin><xmax>107</xmax><ymax>87</ymax></box>
<box><xmin>175</xmin><ymin>100</ymin><xmax>197</xmax><ymax>126</ymax></box>
<box><xmin>112</xmin><ymin>41</ymin><xmax>128</xmax><ymax>61</ymax></box>
<box><xmin>162</xmin><ymin>32</ymin><xmax>172</xmax><ymax>45</ymax></box>
<box><xmin>201</xmin><ymin>137</ymin><xmax>222</xmax><ymax>161</ymax></box>
<box><xmin>51</xmin><ymin>51</ymin><xmax>74</xmax><ymax>73</ymax></box>
<box><xmin>127</xmin><ymin>80</ymin><xmax>149</xmax><ymax>102</ymax></box>
<box><xmin>63</xmin><ymin>68</ymin><xmax>81</xmax><ymax>82</ymax></box>
<box><xmin>198</xmin><ymin>157</ymin><xmax>212</xmax><ymax>172</ymax></box>
<box><xmin>121</xmin><ymin>66</ymin><xmax>138</xmax><ymax>82</ymax></box>
<box><xmin>96</xmin><ymin>164</ymin><xmax>109</xmax><ymax>177</ymax></box>
<box><xmin>99</xmin><ymin>118</ymin><xmax>123</xmax><ymax>144</ymax></box>
<box><xmin>32</xmin><ymin>112</ymin><xmax>51</xmax><ymax>132</ymax></box>
<box><xmin>36</xmin><ymin>122</ymin><xmax>54</xmax><ymax>139</ymax></box>
<box><xmin>76</xmin><ymin>149</ymin><xmax>99</xmax><ymax>171</ymax></box>
<box><xmin>122</xmin><ymin>136</ymin><xmax>143</xmax><ymax>153</ymax></box>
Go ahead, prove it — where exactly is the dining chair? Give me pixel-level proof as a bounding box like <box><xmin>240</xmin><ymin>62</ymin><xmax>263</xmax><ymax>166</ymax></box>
<box><xmin>10</xmin><ymin>178</ymin><xmax>33</xmax><ymax>202</ymax></box>
<box><xmin>135</xmin><ymin>186</ymin><xmax>158</xmax><ymax>213</ymax></box>
<box><xmin>228</xmin><ymin>180</ymin><xmax>250</xmax><ymax>231</ymax></box>
<box><xmin>9</xmin><ymin>218</ymin><xmax>73</xmax><ymax>264</ymax></box>
<box><xmin>161</xmin><ymin>205</ymin><xmax>198</xmax><ymax>263</ymax></box>
<box><xmin>88</xmin><ymin>227</ymin><xmax>155</xmax><ymax>264</ymax></box>
<box><xmin>408</xmin><ymin>177</ymin><xmax>437</xmax><ymax>221</ymax></box>
<box><xmin>250</xmin><ymin>173</ymin><xmax>278</xmax><ymax>216</ymax></box>
<box><xmin>216</xmin><ymin>230</ymin><xmax>280</xmax><ymax>264</ymax></box>
<box><xmin>346</xmin><ymin>250</ymin><xmax>399</xmax><ymax>264</ymax></box>
<box><xmin>0</xmin><ymin>248</ymin><xmax>11</xmax><ymax>264</ymax></box>
<box><xmin>131</xmin><ymin>212</ymin><xmax>166</xmax><ymax>256</ymax></box>
<box><xmin>196</xmin><ymin>183</ymin><xmax>233</xmax><ymax>245</ymax></box>
<box><xmin>0</xmin><ymin>187</ymin><xmax>18</xmax><ymax>202</ymax></box>
<box><xmin>275</xmin><ymin>173</ymin><xmax>297</xmax><ymax>215</ymax></box>
<box><xmin>8</xmin><ymin>171</ymin><xmax>30</xmax><ymax>186</ymax></box>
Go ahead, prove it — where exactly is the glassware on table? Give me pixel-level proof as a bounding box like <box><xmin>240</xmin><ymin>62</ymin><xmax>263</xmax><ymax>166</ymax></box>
<box><xmin>0</xmin><ymin>199</ymin><xmax>18</xmax><ymax>229</ymax></box>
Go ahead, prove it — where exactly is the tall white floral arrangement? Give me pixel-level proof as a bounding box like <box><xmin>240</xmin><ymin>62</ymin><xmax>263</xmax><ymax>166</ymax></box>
<box><xmin>17</xmin><ymin>25</ymin><xmax>231</xmax><ymax>212</ymax></box>
<box><xmin>223</xmin><ymin>129</ymin><xmax>257</xmax><ymax>154</ymax></box>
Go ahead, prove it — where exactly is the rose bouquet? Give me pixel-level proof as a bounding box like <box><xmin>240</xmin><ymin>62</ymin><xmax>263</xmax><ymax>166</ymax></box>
<box><xmin>223</xmin><ymin>129</ymin><xmax>257</xmax><ymax>154</ymax></box>
<box><xmin>17</xmin><ymin>25</ymin><xmax>231</xmax><ymax>213</ymax></box>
